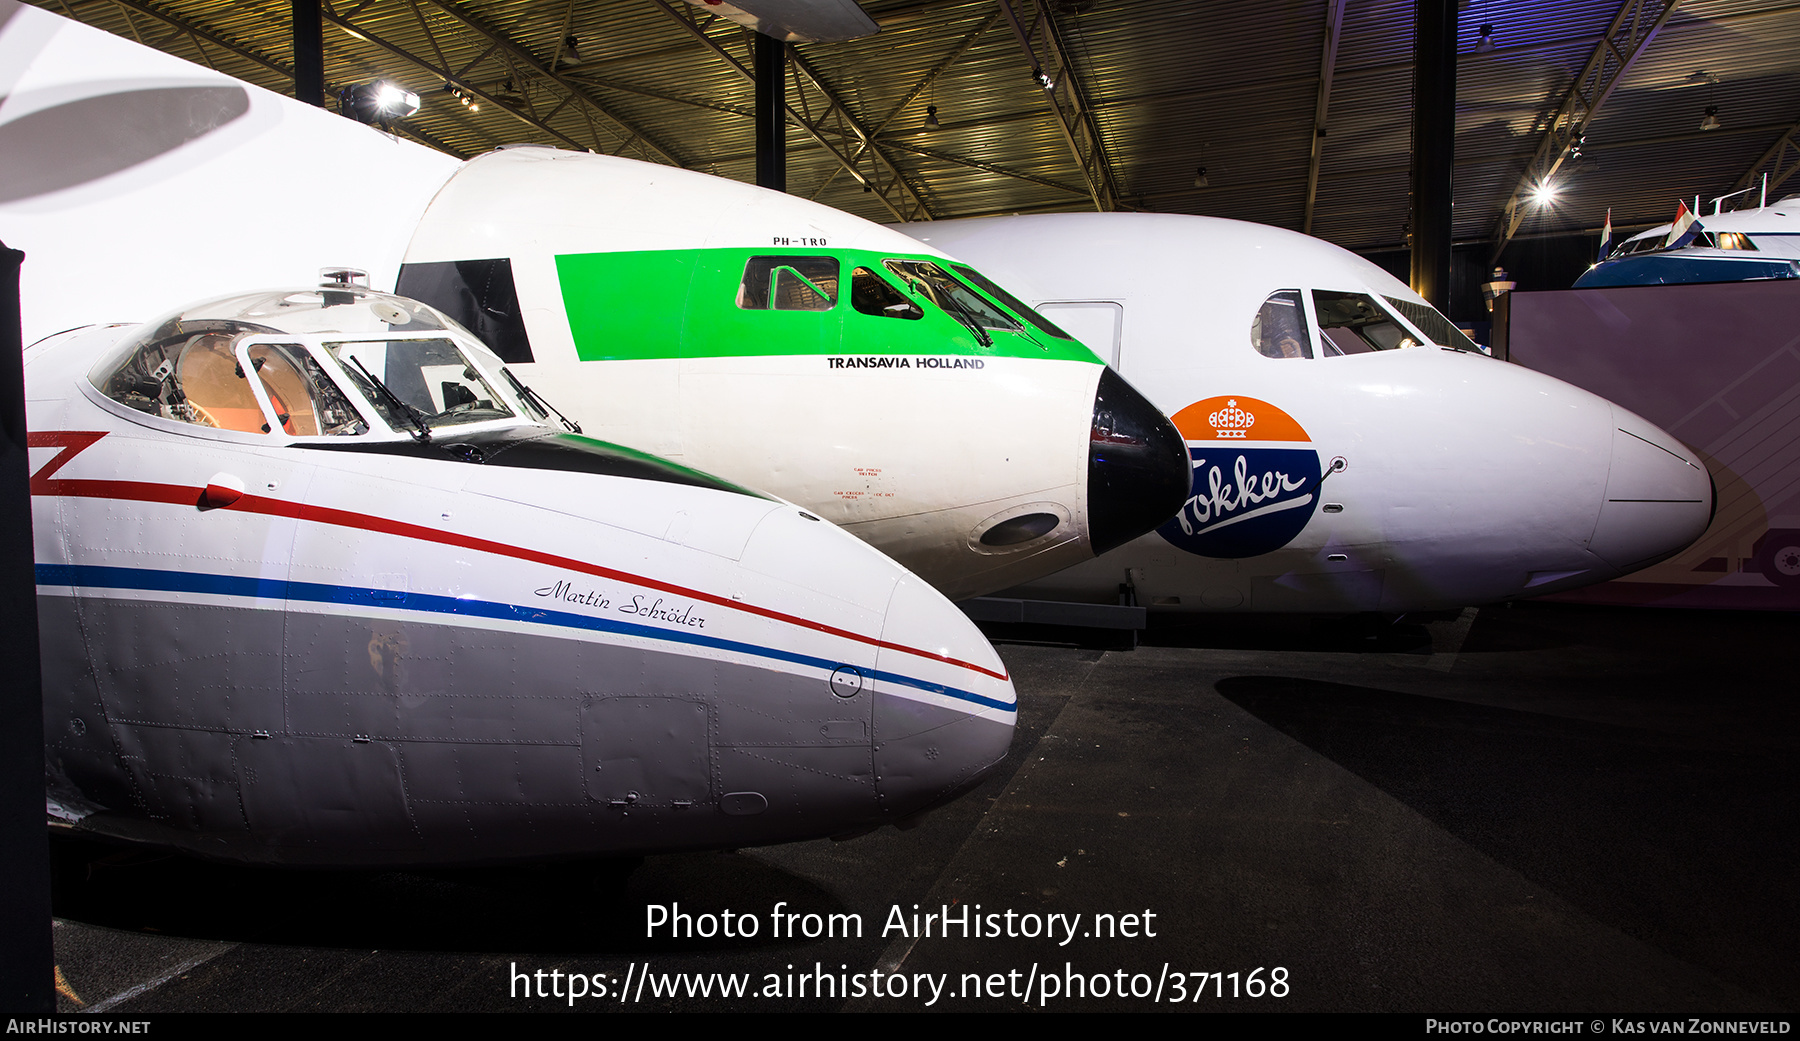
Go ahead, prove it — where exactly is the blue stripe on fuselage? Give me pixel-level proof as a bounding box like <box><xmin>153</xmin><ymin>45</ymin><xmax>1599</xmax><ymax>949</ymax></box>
<box><xmin>35</xmin><ymin>563</ymin><xmax>1014</xmax><ymax>714</ymax></box>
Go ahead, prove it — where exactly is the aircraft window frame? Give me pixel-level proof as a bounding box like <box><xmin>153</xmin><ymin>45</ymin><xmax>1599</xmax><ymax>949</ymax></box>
<box><xmin>320</xmin><ymin>333</ymin><xmax>521</xmax><ymax>436</ymax></box>
<box><xmin>239</xmin><ymin>341</ymin><xmax>373</xmax><ymax>437</ymax></box>
<box><xmin>882</xmin><ymin>259</ymin><xmax>1022</xmax><ymax>334</ymax></box>
<box><xmin>850</xmin><ymin>266</ymin><xmax>923</xmax><ymax>320</ymax></box>
<box><xmin>1250</xmin><ymin>290</ymin><xmax>1313</xmax><ymax>360</ymax></box>
<box><xmin>737</xmin><ymin>256</ymin><xmax>840</xmax><ymax>311</ymax></box>
<box><xmin>1381</xmin><ymin>297</ymin><xmax>1484</xmax><ymax>354</ymax></box>
<box><xmin>948</xmin><ymin>264</ymin><xmax>1074</xmax><ymax>340</ymax></box>
<box><xmin>1308</xmin><ymin>289</ymin><xmax>1422</xmax><ymax>357</ymax></box>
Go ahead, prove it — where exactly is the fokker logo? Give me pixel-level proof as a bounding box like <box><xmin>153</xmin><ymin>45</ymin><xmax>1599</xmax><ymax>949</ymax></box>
<box><xmin>1208</xmin><ymin>399</ymin><xmax>1255</xmax><ymax>438</ymax></box>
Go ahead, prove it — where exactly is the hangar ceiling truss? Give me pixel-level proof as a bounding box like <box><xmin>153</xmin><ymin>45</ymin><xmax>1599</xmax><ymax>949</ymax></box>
<box><xmin>994</xmin><ymin>0</ymin><xmax>1118</xmax><ymax>212</ymax></box>
<box><xmin>326</xmin><ymin>0</ymin><xmax>686</xmax><ymax>165</ymax></box>
<box><xmin>1732</xmin><ymin>118</ymin><xmax>1800</xmax><ymax>199</ymax></box>
<box><xmin>1488</xmin><ymin>0</ymin><xmax>1684</xmax><ymax>263</ymax></box>
<box><xmin>649</xmin><ymin>0</ymin><xmax>934</xmax><ymax>222</ymax></box>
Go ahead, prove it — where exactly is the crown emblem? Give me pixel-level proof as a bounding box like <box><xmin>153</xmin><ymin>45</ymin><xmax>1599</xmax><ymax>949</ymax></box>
<box><xmin>1208</xmin><ymin>398</ymin><xmax>1255</xmax><ymax>439</ymax></box>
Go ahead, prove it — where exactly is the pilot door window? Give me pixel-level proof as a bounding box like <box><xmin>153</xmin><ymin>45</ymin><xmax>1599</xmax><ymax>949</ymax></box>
<box><xmin>738</xmin><ymin>256</ymin><xmax>840</xmax><ymax>311</ymax></box>
<box><xmin>1251</xmin><ymin>290</ymin><xmax>1313</xmax><ymax>359</ymax></box>
<box><xmin>1311</xmin><ymin>290</ymin><xmax>1419</xmax><ymax>356</ymax></box>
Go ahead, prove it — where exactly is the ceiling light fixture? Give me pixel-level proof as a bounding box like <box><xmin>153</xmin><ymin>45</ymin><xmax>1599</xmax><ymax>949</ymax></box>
<box><xmin>338</xmin><ymin>80</ymin><xmax>419</xmax><ymax>125</ymax></box>
<box><xmin>1031</xmin><ymin>66</ymin><xmax>1055</xmax><ymax>92</ymax></box>
<box><xmin>1193</xmin><ymin>166</ymin><xmax>1209</xmax><ymax>189</ymax></box>
<box><xmin>1474</xmin><ymin>23</ymin><xmax>1495</xmax><ymax>53</ymax></box>
<box><xmin>925</xmin><ymin>104</ymin><xmax>940</xmax><ymax>130</ymax></box>
<box><xmin>1529</xmin><ymin>181</ymin><xmax>1557</xmax><ymax>206</ymax></box>
<box><xmin>1700</xmin><ymin>104</ymin><xmax>1721</xmax><ymax>131</ymax></box>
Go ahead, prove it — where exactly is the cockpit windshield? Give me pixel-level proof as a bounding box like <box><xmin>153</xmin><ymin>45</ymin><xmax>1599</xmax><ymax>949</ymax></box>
<box><xmin>1382</xmin><ymin>297</ymin><xmax>1484</xmax><ymax>353</ymax></box>
<box><xmin>88</xmin><ymin>284</ymin><xmax>565</xmax><ymax>440</ymax></box>
<box><xmin>326</xmin><ymin>337</ymin><xmax>516</xmax><ymax>435</ymax></box>
<box><xmin>948</xmin><ymin>265</ymin><xmax>1075</xmax><ymax>340</ymax></box>
<box><xmin>884</xmin><ymin>259</ymin><xmax>1022</xmax><ymax>338</ymax></box>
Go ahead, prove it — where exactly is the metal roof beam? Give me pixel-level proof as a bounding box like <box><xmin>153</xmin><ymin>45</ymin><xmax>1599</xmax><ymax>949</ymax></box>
<box><xmin>1486</xmin><ymin>0</ymin><xmax>1682</xmax><ymax>264</ymax></box>
<box><xmin>808</xmin><ymin>8</ymin><xmax>1000</xmax><ymax>204</ymax></box>
<box><xmin>994</xmin><ymin>0</ymin><xmax>1119</xmax><ymax>211</ymax></box>
<box><xmin>1731</xmin><ymin>119</ymin><xmax>1800</xmax><ymax>200</ymax></box>
<box><xmin>318</xmin><ymin>5</ymin><xmax>601</xmax><ymax>154</ymax></box>
<box><xmin>1303</xmin><ymin>0</ymin><xmax>1346</xmax><ymax>235</ymax></box>
<box><xmin>404</xmin><ymin>0</ymin><xmax>686</xmax><ymax>165</ymax></box>
<box><xmin>649</xmin><ymin>0</ymin><xmax>934</xmax><ymax>222</ymax></box>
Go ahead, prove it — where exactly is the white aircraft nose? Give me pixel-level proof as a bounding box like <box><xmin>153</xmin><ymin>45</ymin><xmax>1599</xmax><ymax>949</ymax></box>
<box><xmin>872</xmin><ymin>575</ymin><xmax>1016</xmax><ymax>821</ymax></box>
<box><xmin>1588</xmin><ymin>407</ymin><xmax>1715</xmax><ymax>572</ymax></box>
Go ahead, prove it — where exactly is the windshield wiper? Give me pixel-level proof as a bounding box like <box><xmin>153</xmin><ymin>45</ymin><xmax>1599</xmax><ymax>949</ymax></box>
<box><xmin>910</xmin><ymin>276</ymin><xmax>992</xmax><ymax>347</ymax></box>
<box><xmin>504</xmin><ymin>369</ymin><xmax>581</xmax><ymax>433</ymax></box>
<box><xmin>350</xmin><ymin>356</ymin><xmax>432</xmax><ymax>442</ymax></box>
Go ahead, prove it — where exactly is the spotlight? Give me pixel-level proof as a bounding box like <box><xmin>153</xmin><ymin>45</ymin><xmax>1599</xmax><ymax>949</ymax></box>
<box><xmin>338</xmin><ymin>80</ymin><xmax>420</xmax><ymax>125</ymax></box>
<box><xmin>1529</xmin><ymin>181</ymin><xmax>1557</xmax><ymax>205</ymax></box>
<box><xmin>925</xmin><ymin>104</ymin><xmax>940</xmax><ymax>130</ymax></box>
<box><xmin>1474</xmin><ymin>23</ymin><xmax>1495</xmax><ymax>53</ymax></box>
<box><xmin>1700</xmin><ymin>105</ymin><xmax>1721</xmax><ymax>131</ymax></box>
<box><xmin>562</xmin><ymin>35</ymin><xmax>582</xmax><ymax>66</ymax></box>
<box><xmin>1193</xmin><ymin>166</ymin><xmax>1209</xmax><ymax>189</ymax></box>
<box><xmin>1031</xmin><ymin>66</ymin><xmax>1055</xmax><ymax>92</ymax></box>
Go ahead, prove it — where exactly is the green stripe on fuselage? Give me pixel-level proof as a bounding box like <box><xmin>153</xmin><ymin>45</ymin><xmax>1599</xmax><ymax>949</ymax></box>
<box><xmin>555</xmin><ymin>247</ymin><xmax>1104</xmax><ymax>364</ymax></box>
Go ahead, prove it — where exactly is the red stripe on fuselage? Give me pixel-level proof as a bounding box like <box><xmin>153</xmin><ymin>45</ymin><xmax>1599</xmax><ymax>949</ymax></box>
<box><xmin>29</xmin><ymin>430</ymin><xmax>1008</xmax><ymax>682</ymax></box>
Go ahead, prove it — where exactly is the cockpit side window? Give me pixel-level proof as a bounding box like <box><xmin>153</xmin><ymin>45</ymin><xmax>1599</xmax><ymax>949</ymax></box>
<box><xmin>738</xmin><ymin>256</ymin><xmax>839</xmax><ymax>311</ymax></box>
<box><xmin>246</xmin><ymin>343</ymin><xmax>369</xmax><ymax>436</ymax></box>
<box><xmin>883</xmin><ymin>259</ymin><xmax>1021</xmax><ymax>332</ymax></box>
<box><xmin>850</xmin><ymin>267</ymin><xmax>922</xmax><ymax>320</ymax></box>
<box><xmin>94</xmin><ymin>324</ymin><xmax>271</xmax><ymax>432</ymax></box>
<box><xmin>949</xmin><ymin>264</ymin><xmax>1074</xmax><ymax>339</ymax></box>
<box><xmin>1312</xmin><ymin>290</ymin><xmax>1419</xmax><ymax>356</ymax></box>
<box><xmin>1251</xmin><ymin>290</ymin><xmax>1312</xmax><ymax>359</ymax></box>
<box><xmin>1382</xmin><ymin>297</ymin><xmax>1484</xmax><ymax>354</ymax></box>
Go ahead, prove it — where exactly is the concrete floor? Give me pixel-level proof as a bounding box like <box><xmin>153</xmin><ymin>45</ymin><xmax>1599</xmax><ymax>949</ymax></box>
<box><xmin>46</xmin><ymin>601</ymin><xmax>1800</xmax><ymax>1012</ymax></box>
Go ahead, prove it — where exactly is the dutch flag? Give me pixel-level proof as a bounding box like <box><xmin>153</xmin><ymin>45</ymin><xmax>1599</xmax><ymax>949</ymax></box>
<box><xmin>1598</xmin><ymin>208</ymin><xmax>1613</xmax><ymax>261</ymax></box>
<box><xmin>1664</xmin><ymin>200</ymin><xmax>1705</xmax><ymax>248</ymax></box>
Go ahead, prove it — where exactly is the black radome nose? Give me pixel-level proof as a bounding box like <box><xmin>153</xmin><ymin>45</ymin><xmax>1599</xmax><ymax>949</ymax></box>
<box><xmin>1087</xmin><ymin>367</ymin><xmax>1191</xmax><ymax>555</ymax></box>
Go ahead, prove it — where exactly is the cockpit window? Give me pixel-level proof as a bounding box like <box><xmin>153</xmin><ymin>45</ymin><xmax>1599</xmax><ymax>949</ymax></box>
<box><xmin>738</xmin><ymin>256</ymin><xmax>839</xmax><ymax>311</ymax></box>
<box><xmin>325</xmin><ymin>338</ymin><xmax>515</xmax><ymax>432</ymax></box>
<box><xmin>884</xmin><ymin>259</ymin><xmax>1021</xmax><ymax>333</ymax></box>
<box><xmin>850</xmin><ymin>267</ymin><xmax>922</xmax><ymax>320</ymax></box>
<box><xmin>948</xmin><ymin>264</ymin><xmax>1074</xmax><ymax>339</ymax></box>
<box><xmin>1381</xmin><ymin>297</ymin><xmax>1483</xmax><ymax>354</ymax></box>
<box><xmin>1716</xmin><ymin>232</ymin><xmax>1757</xmax><ymax>251</ymax></box>
<box><xmin>247</xmin><ymin>342</ymin><xmax>369</xmax><ymax>436</ymax></box>
<box><xmin>1312</xmin><ymin>290</ymin><xmax>1419</xmax><ymax>356</ymax></box>
<box><xmin>1251</xmin><ymin>290</ymin><xmax>1312</xmax><ymax>359</ymax></box>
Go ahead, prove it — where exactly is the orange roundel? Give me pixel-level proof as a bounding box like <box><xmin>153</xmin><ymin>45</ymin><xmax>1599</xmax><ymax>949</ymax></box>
<box><xmin>1169</xmin><ymin>395</ymin><xmax>1310</xmax><ymax>443</ymax></box>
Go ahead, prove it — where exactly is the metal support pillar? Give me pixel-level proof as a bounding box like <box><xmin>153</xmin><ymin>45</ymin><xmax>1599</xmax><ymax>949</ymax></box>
<box><xmin>755</xmin><ymin>34</ymin><xmax>786</xmax><ymax>193</ymax></box>
<box><xmin>292</xmin><ymin>0</ymin><xmax>323</xmax><ymax>107</ymax></box>
<box><xmin>0</xmin><ymin>241</ymin><xmax>53</xmax><ymax>1015</ymax></box>
<box><xmin>1411</xmin><ymin>0</ymin><xmax>1456</xmax><ymax>310</ymax></box>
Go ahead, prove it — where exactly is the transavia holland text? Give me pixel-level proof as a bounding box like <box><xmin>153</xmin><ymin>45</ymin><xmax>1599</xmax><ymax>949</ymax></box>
<box><xmin>827</xmin><ymin>356</ymin><xmax>986</xmax><ymax>370</ymax></box>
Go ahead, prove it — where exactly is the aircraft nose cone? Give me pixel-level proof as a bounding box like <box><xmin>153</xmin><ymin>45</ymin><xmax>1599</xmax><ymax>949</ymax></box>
<box><xmin>1588</xmin><ymin>408</ymin><xmax>1715</xmax><ymax>572</ymax></box>
<box><xmin>1087</xmin><ymin>367</ymin><xmax>1191</xmax><ymax>555</ymax></box>
<box><xmin>872</xmin><ymin>577</ymin><xmax>1016</xmax><ymax>821</ymax></box>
